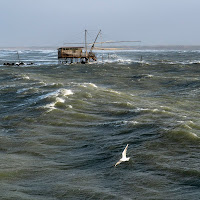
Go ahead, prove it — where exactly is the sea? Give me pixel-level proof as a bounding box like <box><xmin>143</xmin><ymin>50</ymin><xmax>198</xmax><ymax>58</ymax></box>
<box><xmin>0</xmin><ymin>48</ymin><xmax>200</xmax><ymax>200</ymax></box>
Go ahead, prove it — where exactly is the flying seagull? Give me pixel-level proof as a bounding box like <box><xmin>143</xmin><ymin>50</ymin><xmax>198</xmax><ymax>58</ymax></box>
<box><xmin>115</xmin><ymin>144</ymin><xmax>130</xmax><ymax>167</ymax></box>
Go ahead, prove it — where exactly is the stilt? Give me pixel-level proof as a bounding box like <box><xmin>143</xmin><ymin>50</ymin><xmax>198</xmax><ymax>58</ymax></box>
<box><xmin>140</xmin><ymin>56</ymin><xmax>143</xmax><ymax>66</ymax></box>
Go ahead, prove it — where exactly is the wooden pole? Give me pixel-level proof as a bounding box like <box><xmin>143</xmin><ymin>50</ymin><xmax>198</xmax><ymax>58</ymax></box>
<box><xmin>17</xmin><ymin>51</ymin><xmax>20</xmax><ymax>62</ymax></box>
<box><xmin>85</xmin><ymin>30</ymin><xmax>87</xmax><ymax>58</ymax></box>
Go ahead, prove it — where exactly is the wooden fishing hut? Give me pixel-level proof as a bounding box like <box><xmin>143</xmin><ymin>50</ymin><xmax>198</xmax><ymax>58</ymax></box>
<box><xmin>58</xmin><ymin>30</ymin><xmax>141</xmax><ymax>64</ymax></box>
<box><xmin>58</xmin><ymin>46</ymin><xmax>97</xmax><ymax>64</ymax></box>
<box><xmin>58</xmin><ymin>30</ymin><xmax>101</xmax><ymax>64</ymax></box>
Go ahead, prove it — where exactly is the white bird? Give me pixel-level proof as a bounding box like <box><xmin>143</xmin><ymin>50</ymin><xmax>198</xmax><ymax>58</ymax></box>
<box><xmin>115</xmin><ymin>144</ymin><xmax>130</xmax><ymax>167</ymax></box>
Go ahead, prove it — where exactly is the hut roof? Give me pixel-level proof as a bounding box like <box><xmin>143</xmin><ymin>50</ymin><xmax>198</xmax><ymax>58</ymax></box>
<box><xmin>58</xmin><ymin>47</ymin><xmax>84</xmax><ymax>50</ymax></box>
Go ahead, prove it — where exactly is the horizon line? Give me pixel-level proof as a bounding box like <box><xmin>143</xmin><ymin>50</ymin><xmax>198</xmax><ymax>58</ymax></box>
<box><xmin>1</xmin><ymin>45</ymin><xmax>200</xmax><ymax>49</ymax></box>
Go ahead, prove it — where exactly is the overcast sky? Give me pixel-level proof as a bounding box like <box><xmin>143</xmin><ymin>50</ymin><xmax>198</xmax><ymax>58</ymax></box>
<box><xmin>0</xmin><ymin>0</ymin><xmax>200</xmax><ymax>47</ymax></box>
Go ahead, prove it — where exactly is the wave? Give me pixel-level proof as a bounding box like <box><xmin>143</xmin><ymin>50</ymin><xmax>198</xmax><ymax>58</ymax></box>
<box><xmin>94</xmin><ymin>49</ymin><xmax>196</xmax><ymax>53</ymax></box>
<box><xmin>80</xmin><ymin>83</ymin><xmax>98</xmax><ymax>88</ymax></box>
<box><xmin>39</xmin><ymin>89</ymin><xmax>73</xmax><ymax>102</ymax></box>
<box><xmin>155</xmin><ymin>60</ymin><xmax>200</xmax><ymax>65</ymax></box>
<box><xmin>44</xmin><ymin>97</ymin><xmax>66</xmax><ymax>112</ymax></box>
<box><xmin>97</xmin><ymin>119</ymin><xmax>139</xmax><ymax>128</ymax></box>
<box><xmin>166</xmin><ymin>121</ymin><xmax>200</xmax><ymax>142</ymax></box>
<box><xmin>34</xmin><ymin>50</ymin><xmax>56</xmax><ymax>54</ymax></box>
<box><xmin>41</xmin><ymin>88</ymin><xmax>73</xmax><ymax>112</ymax></box>
<box><xmin>77</xmin><ymin>82</ymin><xmax>126</xmax><ymax>100</ymax></box>
<box><xmin>96</xmin><ymin>56</ymin><xmax>141</xmax><ymax>65</ymax></box>
<box><xmin>103</xmin><ymin>59</ymin><xmax>198</xmax><ymax>66</ymax></box>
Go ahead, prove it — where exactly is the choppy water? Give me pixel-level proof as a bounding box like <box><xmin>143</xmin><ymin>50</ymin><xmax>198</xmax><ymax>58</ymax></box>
<box><xmin>0</xmin><ymin>49</ymin><xmax>200</xmax><ymax>199</ymax></box>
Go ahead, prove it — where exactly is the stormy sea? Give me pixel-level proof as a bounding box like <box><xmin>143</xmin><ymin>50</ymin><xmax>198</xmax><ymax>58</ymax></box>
<box><xmin>0</xmin><ymin>48</ymin><xmax>200</xmax><ymax>200</ymax></box>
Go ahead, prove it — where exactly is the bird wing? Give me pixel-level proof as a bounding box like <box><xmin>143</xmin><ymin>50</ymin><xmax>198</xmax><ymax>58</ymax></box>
<box><xmin>115</xmin><ymin>160</ymin><xmax>122</xmax><ymax>167</ymax></box>
<box><xmin>122</xmin><ymin>144</ymin><xmax>128</xmax><ymax>159</ymax></box>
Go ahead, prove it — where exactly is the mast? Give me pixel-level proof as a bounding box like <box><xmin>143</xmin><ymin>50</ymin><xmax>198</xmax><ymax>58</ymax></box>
<box><xmin>17</xmin><ymin>51</ymin><xmax>20</xmax><ymax>62</ymax></box>
<box><xmin>85</xmin><ymin>30</ymin><xmax>87</xmax><ymax>58</ymax></box>
<box><xmin>89</xmin><ymin>30</ymin><xmax>101</xmax><ymax>53</ymax></box>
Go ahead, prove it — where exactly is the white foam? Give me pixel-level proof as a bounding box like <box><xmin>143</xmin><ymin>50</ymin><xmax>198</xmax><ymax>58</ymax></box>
<box><xmin>35</xmin><ymin>50</ymin><xmax>56</xmax><ymax>54</ymax></box>
<box><xmin>136</xmin><ymin>108</ymin><xmax>149</xmax><ymax>112</ymax></box>
<box><xmin>113</xmin><ymin>120</ymin><xmax>139</xmax><ymax>127</ymax></box>
<box><xmin>99</xmin><ymin>58</ymin><xmax>134</xmax><ymax>65</ymax></box>
<box><xmin>43</xmin><ymin>97</ymin><xmax>65</xmax><ymax>112</ymax></box>
<box><xmin>117</xmin><ymin>58</ymin><xmax>132</xmax><ymax>64</ymax></box>
<box><xmin>136</xmin><ymin>107</ymin><xmax>160</xmax><ymax>113</ymax></box>
<box><xmin>44</xmin><ymin>102</ymin><xmax>56</xmax><ymax>112</ymax></box>
<box><xmin>17</xmin><ymin>88</ymin><xmax>29</xmax><ymax>94</ymax></box>
<box><xmin>40</xmin><ymin>89</ymin><xmax>73</xmax><ymax>100</ymax></box>
<box><xmin>124</xmin><ymin>121</ymin><xmax>139</xmax><ymax>125</ymax></box>
<box><xmin>104</xmin><ymin>120</ymin><xmax>139</xmax><ymax>127</ymax></box>
<box><xmin>81</xmin><ymin>83</ymin><xmax>98</xmax><ymax>88</ymax></box>
<box><xmin>152</xmin><ymin>109</ymin><xmax>159</xmax><ymax>112</ymax></box>
<box><xmin>113</xmin><ymin>101</ymin><xmax>133</xmax><ymax>107</ymax></box>
<box><xmin>56</xmin><ymin>97</ymin><xmax>65</xmax><ymax>103</ymax></box>
<box><xmin>59</xmin><ymin>89</ymin><xmax>73</xmax><ymax>96</ymax></box>
<box><xmin>39</xmin><ymin>91</ymin><xmax>57</xmax><ymax>100</ymax></box>
<box><xmin>126</xmin><ymin>102</ymin><xmax>132</xmax><ymax>106</ymax></box>
<box><xmin>189</xmin><ymin>132</ymin><xmax>199</xmax><ymax>138</ymax></box>
<box><xmin>21</xmin><ymin>75</ymin><xmax>30</xmax><ymax>80</ymax></box>
<box><xmin>146</xmin><ymin>74</ymin><xmax>154</xmax><ymax>78</ymax></box>
<box><xmin>109</xmin><ymin>89</ymin><xmax>121</xmax><ymax>94</ymax></box>
<box><xmin>177</xmin><ymin>121</ymin><xmax>184</xmax><ymax>124</ymax></box>
<box><xmin>185</xmin><ymin>125</ymin><xmax>193</xmax><ymax>130</ymax></box>
<box><xmin>89</xmin><ymin>83</ymin><xmax>98</xmax><ymax>88</ymax></box>
<box><xmin>38</xmin><ymin>89</ymin><xmax>73</xmax><ymax>112</ymax></box>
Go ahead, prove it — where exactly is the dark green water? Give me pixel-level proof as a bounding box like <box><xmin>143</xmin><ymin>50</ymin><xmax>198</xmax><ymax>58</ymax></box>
<box><xmin>0</xmin><ymin>49</ymin><xmax>200</xmax><ymax>199</ymax></box>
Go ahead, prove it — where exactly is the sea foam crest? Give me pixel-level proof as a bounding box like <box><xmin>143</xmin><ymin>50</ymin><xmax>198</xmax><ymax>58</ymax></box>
<box><xmin>59</xmin><ymin>88</ymin><xmax>74</xmax><ymax>96</ymax></box>
<box><xmin>100</xmin><ymin>120</ymin><xmax>139</xmax><ymax>127</ymax></box>
<box><xmin>99</xmin><ymin>57</ymin><xmax>133</xmax><ymax>65</ymax></box>
<box><xmin>40</xmin><ymin>88</ymin><xmax>73</xmax><ymax>100</ymax></box>
<box><xmin>56</xmin><ymin>97</ymin><xmax>65</xmax><ymax>103</ymax></box>
<box><xmin>81</xmin><ymin>83</ymin><xmax>98</xmax><ymax>88</ymax></box>
<box><xmin>189</xmin><ymin>132</ymin><xmax>199</xmax><ymax>138</ymax></box>
<box><xmin>40</xmin><ymin>88</ymin><xmax>73</xmax><ymax>112</ymax></box>
<box><xmin>43</xmin><ymin>95</ymin><xmax>69</xmax><ymax>112</ymax></box>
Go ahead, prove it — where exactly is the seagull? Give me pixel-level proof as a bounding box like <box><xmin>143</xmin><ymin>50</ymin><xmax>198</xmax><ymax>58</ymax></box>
<box><xmin>115</xmin><ymin>144</ymin><xmax>130</xmax><ymax>167</ymax></box>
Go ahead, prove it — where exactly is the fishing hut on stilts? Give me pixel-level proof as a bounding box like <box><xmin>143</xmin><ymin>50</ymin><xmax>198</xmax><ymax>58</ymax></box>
<box><xmin>58</xmin><ymin>29</ymin><xmax>141</xmax><ymax>64</ymax></box>
<box><xmin>58</xmin><ymin>30</ymin><xmax>101</xmax><ymax>64</ymax></box>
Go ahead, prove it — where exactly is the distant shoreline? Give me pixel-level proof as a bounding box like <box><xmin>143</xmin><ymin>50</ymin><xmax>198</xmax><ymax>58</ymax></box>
<box><xmin>1</xmin><ymin>45</ymin><xmax>200</xmax><ymax>51</ymax></box>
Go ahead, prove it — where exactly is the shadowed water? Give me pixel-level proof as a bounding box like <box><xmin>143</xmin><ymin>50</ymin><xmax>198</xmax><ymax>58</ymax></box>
<box><xmin>0</xmin><ymin>49</ymin><xmax>200</xmax><ymax>199</ymax></box>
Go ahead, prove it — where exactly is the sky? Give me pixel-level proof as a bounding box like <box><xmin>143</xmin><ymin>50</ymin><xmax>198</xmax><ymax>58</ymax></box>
<box><xmin>0</xmin><ymin>0</ymin><xmax>200</xmax><ymax>47</ymax></box>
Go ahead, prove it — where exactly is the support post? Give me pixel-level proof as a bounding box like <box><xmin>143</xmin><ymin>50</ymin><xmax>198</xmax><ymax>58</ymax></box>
<box><xmin>85</xmin><ymin>30</ymin><xmax>88</xmax><ymax>59</ymax></box>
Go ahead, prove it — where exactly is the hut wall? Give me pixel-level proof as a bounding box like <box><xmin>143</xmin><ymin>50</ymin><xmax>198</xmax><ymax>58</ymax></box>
<box><xmin>58</xmin><ymin>48</ymin><xmax>83</xmax><ymax>59</ymax></box>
